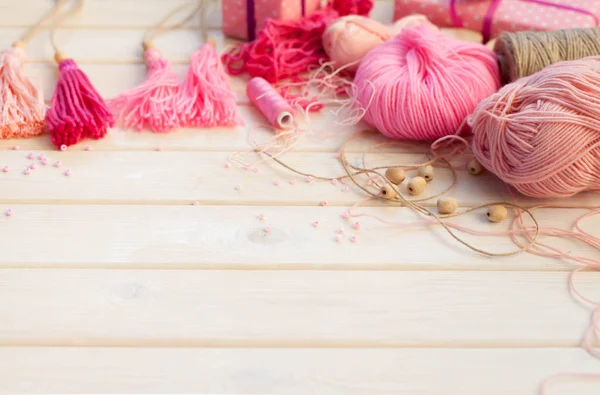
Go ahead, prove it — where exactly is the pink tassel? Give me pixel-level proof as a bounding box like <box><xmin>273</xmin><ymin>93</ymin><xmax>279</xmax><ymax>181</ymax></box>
<box><xmin>46</xmin><ymin>56</ymin><xmax>114</xmax><ymax>148</ymax></box>
<box><xmin>0</xmin><ymin>43</ymin><xmax>46</xmax><ymax>139</ymax></box>
<box><xmin>178</xmin><ymin>43</ymin><xmax>240</xmax><ymax>127</ymax></box>
<box><xmin>110</xmin><ymin>46</ymin><xmax>180</xmax><ymax>133</ymax></box>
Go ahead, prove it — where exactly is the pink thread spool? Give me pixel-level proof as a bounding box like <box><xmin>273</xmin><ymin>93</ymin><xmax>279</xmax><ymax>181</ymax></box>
<box><xmin>246</xmin><ymin>77</ymin><xmax>294</xmax><ymax>130</ymax></box>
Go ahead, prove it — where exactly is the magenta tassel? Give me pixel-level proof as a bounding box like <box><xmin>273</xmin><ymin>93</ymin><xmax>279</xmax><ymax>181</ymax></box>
<box><xmin>46</xmin><ymin>56</ymin><xmax>114</xmax><ymax>148</ymax></box>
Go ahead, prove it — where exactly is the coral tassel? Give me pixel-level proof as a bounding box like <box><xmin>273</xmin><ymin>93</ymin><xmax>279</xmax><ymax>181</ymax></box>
<box><xmin>178</xmin><ymin>43</ymin><xmax>240</xmax><ymax>127</ymax></box>
<box><xmin>109</xmin><ymin>46</ymin><xmax>180</xmax><ymax>132</ymax></box>
<box><xmin>46</xmin><ymin>55</ymin><xmax>114</xmax><ymax>148</ymax></box>
<box><xmin>0</xmin><ymin>42</ymin><xmax>46</xmax><ymax>139</ymax></box>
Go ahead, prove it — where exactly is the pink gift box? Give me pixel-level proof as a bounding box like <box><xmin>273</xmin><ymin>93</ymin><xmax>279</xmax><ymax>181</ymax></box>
<box><xmin>394</xmin><ymin>0</ymin><xmax>600</xmax><ymax>41</ymax></box>
<box><xmin>223</xmin><ymin>0</ymin><xmax>322</xmax><ymax>41</ymax></box>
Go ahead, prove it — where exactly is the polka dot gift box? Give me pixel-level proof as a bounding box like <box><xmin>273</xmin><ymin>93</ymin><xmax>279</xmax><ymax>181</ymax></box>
<box><xmin>223</xmin><ymin>0</ymin><xmax>322</xmax><ymax>41</ymax></box>
<box><xmin>393</xmin><ymin>0</ymin><xmax>600</xmax><ymax>42</ymax></box>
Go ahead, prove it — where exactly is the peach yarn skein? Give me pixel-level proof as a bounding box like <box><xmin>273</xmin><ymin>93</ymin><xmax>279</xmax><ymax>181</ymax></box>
<box><xmin>322</xmin><ymin>14</ymin><xmax>435</xmax><ymax>72</ymax></box>
<box><xmin>470</xmin><ymin>57</ymin><xmax>600</xmax><ymax>198</ymax></box>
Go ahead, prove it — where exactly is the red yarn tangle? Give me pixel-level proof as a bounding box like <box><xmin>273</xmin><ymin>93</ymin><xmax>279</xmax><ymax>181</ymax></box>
<box><xmin>222</xmin><ymin>9</ymin><xmax>338</xmax><ymax>84</ymax></box>
<box><xmin>331</xmin><ymin>0</ymin><xmax>374</xmax><ymax>17</ymax></box>
<box><xmin>222</xmin><ymin>0</ymin><xmax>373</xmax><ymax>82</ymax></box>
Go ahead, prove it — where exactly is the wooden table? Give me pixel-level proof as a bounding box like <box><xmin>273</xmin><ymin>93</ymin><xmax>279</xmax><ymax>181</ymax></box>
<box><xmin>0</xmin><ymin>1</ymin><xmax>599</xmax><ymax>394</ymax></box>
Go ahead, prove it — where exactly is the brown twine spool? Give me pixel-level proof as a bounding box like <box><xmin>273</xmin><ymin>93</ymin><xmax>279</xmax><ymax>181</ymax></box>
<box><xmin>494</xmin><ymin>27</ymin><xmax>600</xmax><ymax>84</ymax></box>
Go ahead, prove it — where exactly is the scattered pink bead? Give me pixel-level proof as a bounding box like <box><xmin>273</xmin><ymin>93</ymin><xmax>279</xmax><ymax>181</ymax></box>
<box><xmin>313</xmin><ymin>221</ymin><xmax>320</xmax><ymax>227</ymax></box>
<box><xmin>253</xmin><ymin>167</ymin><xmax>259</xmax><ymax>173</ymax></box>
<box><xmin>40</xmin><ymin>159</ymin><xmax>47</xmax><ymax>166</ymax></box>
<box><xmin>289</xmin><ymin>179</ymin><xmax>296</xmax><ymax>185</ymax></box>
<box><xmin>12</xmin><ymin>145</ymin><xmax>19</xmax><ymax>150</ymax></box>
<box><xmin>342</xmin><ymin>186</ymin><xmax>349</xmax><ymax>192</ymax></box>
<box><xmin>273</xmin><ymin>180</ymin><xmax>281</xmax><ymax>186</ymax></box>
<box><xmin>337</xmin><ymin>228</ymin><xmax>345</xmax><ymax>235</ymax></box>
<box><xmin>54</xmin><ymin>160</ymin><xmax>61</xmax><ymax>168</ymax></box>
<box><xmin>306</xmin><ymin>175</ymin><xmax>314</xmax><ymax>183</ymax></box>
<box><xmin>64</xmin><ymin>169</ymin><xmax>71</xmax><ymax>177</ymax></box>
<box><xmin>244</xmin><ymin>165</ymin><xmax>251</xmax><ymax>171</ymax></box>
<box><xmin>23</xmin><ymin>168</ymin><xmax>31</xmax><ymax>175</ymax></box>
<box><xmin>258</xmin><ymin>214</ymin><xmax>265</xmax><ymax>220</ymax></box>
<box><xmin>4</xmin><ymin>209</ymin><xmax>12</xmax><ymax>217</ymax></box>
<box><xmin>234</xmin><ymin>184</ymin><xmax>242</xmax><ymax>191</ymax></box>
<box><xmin>60</xmin><ymin>144</ymin><xmax>67</xmax><ymax>151</ymax></box>
<box><xmin>85</xmin><ymin>146</ymin><xmax>92</xmax><ymax>151</ymax></box>
<box><xmin>38</xmin><ymin>154</ymin><xmax>46</xmax><ymax>161</ymax></box>
<box><xmin>27</xmin><ymin>153</ymin><xmax>34</xmax><ymax>160</ymax></box>
<box><xmin>192</xmin><ymin>201</ymin><xmax>199</xmax><ymax>206</ymax></box>
<box><xmin>320</xmin><ymin>201</ymin><xmax>328</xmax><ymax>206</ymax></box>
<box><xmin>334</xmin><ymin>152</ymin><xmax>341</xmax><ymax>159</ymax></box>
<box><xmin>353</xmin><ymin>222</ymin><xmax>360</xmax><ymax>230</ymax></box>
<box><xmin>340</xmin><ymin>178</ymin><xmax>346</xmax><ymax>184</ymax></box>
<box><xmin>331</xmin><ymin>179</ymin><xmax>338</xmax><ymax>185</ymax></box>
<box><xmin>265</xmin><ymin>226</ymin><xmax>272</xmax><ymax>233</ymax></box>
<box><xmin>350</xmin><ymin>236</ymin><xmax>357</xmax><ymax>243</ymax></box>
<box><xmin>2</xmin><ymin>166</ymin><xmax>8</xmax><ymax>173</ymax></box>
<box><xmin>335</xmin><ymin>234</ymin><xmax>342</xmax><ymax>242</ymax></box>
<box><xmin>366</xmin><ymin>179</ymin><xmax>373</xmax><ymax>186</ymax></box>
<box><xmin>156</xmin><ymin>147</ymin><xmax>163</xmax><ymax>152</ymax></box>
<box><xmin>29</xmin><ymin>163</ymin><xmax>36</xmax><ymax>170</ymax></box>
<box><xmin>342</xmin><ymin>212</ymin><xmax>350</xmax><ymax>219</ymax></box>
<box><xmin>224</xmin><ymin>162</ymin><xmax>231</xmax><ymax>169</ymax></box>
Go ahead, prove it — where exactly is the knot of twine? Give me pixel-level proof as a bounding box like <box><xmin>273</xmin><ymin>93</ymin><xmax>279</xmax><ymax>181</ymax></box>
<box><xmin>494</xmin><ymin>27</ymin><xmax>600</xmax><ymax>84</ymax></box>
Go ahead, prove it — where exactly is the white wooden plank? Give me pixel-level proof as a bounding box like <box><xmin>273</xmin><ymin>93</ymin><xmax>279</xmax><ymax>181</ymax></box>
<box><xmin>0</xmin><ymin>150</ymin><xmax>598</xmax><ymax>207</ymax></box>
<box><xmin>1</xmin><ymin>347</ymin><xmax>599</xmax><ymax>395</ymax></box>
<box><xmin>0</xmin><ymin>269</ymin><xmax>597</xmax><ymax>346</ymax></box>
<box><xmin>0</xmin><ymin>0</ymin><xmax>222</xmax><ymax>29</ymax></box>
<box><xmin>0</xmin><ymin>205</ymin><xmax>597</xmax><ymax>270</ymax></box>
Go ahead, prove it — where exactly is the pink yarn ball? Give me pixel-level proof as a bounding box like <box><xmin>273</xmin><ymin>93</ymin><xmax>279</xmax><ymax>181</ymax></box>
<box><xmin>354</xmin><ymin>24</ymin><xmax>500</xmax><ymax>141</ymax></box>
<box><xmin>323</xmin><ymin>15</ymin><xmax>391</xmax><ymax>72</ymax></box>
<box><xmin>470</xmin><ymin>57</ymin><xmax>600</xmax><ymax>198</ymax></box>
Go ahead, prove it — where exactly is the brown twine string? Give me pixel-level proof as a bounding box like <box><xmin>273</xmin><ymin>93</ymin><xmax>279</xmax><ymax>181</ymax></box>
<box><xmin>143</xmin><ymin>1</ymin><xmax>204</xmax><ymax>49</ymax></box>
<box><xmin>494</xmin><ymin>27</ymin><xmax>600</xmax><ymax>84</ymax></box>
<box><xmin>50</xmin><ymin>0</ymin><xmax>84</xmax><ymax>62</ymax></box>
<box><xmin>256</xmin><ymin>129</ymin><xmax>540</xmax><ymax>257</ymax></box>
<box><xmin>14</xmin><ymin>0</ymin><xmax>70</xmax><ymax>48</ymax></box>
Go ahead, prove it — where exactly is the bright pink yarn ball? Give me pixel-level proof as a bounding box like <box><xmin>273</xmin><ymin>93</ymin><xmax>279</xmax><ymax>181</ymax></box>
<box><xmin>354</xmin><ymin>24</ymin><xmax>500</xmax><ymax>141</ymax></box>
<box><xmin>470</xmin><ymin>57</ymin><xmax>600</xmax><ymax>198</ymax></box>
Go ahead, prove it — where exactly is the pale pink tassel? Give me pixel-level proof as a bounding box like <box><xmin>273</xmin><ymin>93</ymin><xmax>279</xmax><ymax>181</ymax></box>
<box><xmin>178</xmin><ymin>43</ymin><xmax>240</xmax><ymax>127</ymax></box>
<box><xmin>110</xmin><ymin>46</ymin><xmax>179</xmax><ymax>133</ymax></box>
<box><xmin>0</xmin><ymin>43</ymin><xmax>46</xmax><ymax>139</ymax></box>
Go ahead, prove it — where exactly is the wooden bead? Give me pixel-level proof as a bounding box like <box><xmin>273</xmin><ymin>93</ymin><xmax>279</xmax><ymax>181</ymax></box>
<box><xmin>468</xmin><ymin>159</ymin><xmax>483</xmax><ymax>175</ymax></box>
<box><xmin>418</xmin><ymin>165</ymin><xmax>434</xmax><ymax>182</ymax></box>
<box><xmin>486</xmin><ymin>205</ymin><xmax>507</xmax><ymax>223</ymax></box>
<box><xmin>407</xmin><ymin>176</ymin><xmax>426</xmax><ymax>195</ymax></box>
<box><xmin>437</xmin><ymin>197</ymin><xmax>458</xmax><ymax>215</ymax></box>
<box><xmin>385</xmin><ymin>167</ymin><xmax>405</xmax><ymax>185</ymax></box>
<box><xmin>379</xmin><ymin>184</ymin><xmax>397</xmax><ymax>199</ymax></box>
